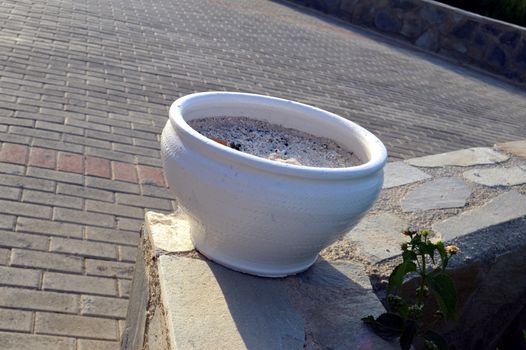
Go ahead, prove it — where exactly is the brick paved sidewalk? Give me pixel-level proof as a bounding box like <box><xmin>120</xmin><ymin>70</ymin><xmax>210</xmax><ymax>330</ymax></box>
<box><xmin>0</xmin><ymin>0</ymin><xmax>525</xmax><ymax>348</ymax></box>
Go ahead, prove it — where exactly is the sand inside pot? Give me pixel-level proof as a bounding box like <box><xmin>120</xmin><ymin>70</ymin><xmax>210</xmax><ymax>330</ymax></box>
<box><xmin>188</xmin><ymin>116</ymin><xmax>363</xmax><ymax>168</ymax></box>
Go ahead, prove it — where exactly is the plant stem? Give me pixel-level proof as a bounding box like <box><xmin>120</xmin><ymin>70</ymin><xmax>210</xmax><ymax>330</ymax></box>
<box><xmin>418</xmin><ymin>252</ymin><xmax>426</xmax><ymax>305</ymax></box>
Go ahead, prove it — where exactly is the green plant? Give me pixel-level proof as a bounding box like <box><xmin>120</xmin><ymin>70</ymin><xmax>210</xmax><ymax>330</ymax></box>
<box><xmin>362</xmin><ymin>228</ymin><xmax>459</xmax><ymax>350</ymax></box>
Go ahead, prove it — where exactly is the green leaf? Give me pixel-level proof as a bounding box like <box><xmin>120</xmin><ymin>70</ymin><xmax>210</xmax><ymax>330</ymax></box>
<box><xmin>423</xmin><ymin>330</ymin><xmax>449</xmax><ymax>350</ymax></box>
<box><xmin>399</xmin><ymin>320</ymin><xmax>418</xmax><ymax>350</ymax></box>
<box><xmin>435</xmin><ymin>241</ymin><xmax>448</xmax><ymax>268</ymax></box>
<box><xmin>362</xmin><ymin>313</ymin><xmax>405</xmax><ymax>340</ymax></box>
<box><xmin>428</xmin><ymin>273</ymin><xmax>457</xmax><ymax>320</ymax></box>
<box><xmin>402</xmin><ymin>250</ymin><xmax>417</xmax><ymax>262</ymax></box>
<box><xmin>398</xmin><ymin>303</ymin><xmax>409</xmax><ymax>320</ymax></box>
<box><xmin>388</xmin><ymin>261</ymin><xmax>417</xmax><ymax>291</ymax></box>
<box><xmin>426</xmin><ymin>241</ymin><xmax>437</xmax><ymax>263</ymax></box>
<box><xmin>362</xmin><ymin>315</ymin><xmax>375</xmax><ymax>323</ymax></box>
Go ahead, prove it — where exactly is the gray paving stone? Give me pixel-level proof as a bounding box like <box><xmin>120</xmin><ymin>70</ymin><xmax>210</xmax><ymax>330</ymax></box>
<box><xmin>159</xmin><ymin>255</ymin><xmax>305</xmax><ymax>350</ymax></box>
<box><xmin>17</xmin><ymin>217</ymin><xmax>83</xmax><ymax>239</ymax></box>
<box><xmin>0</xmin><ymin>230</ymin><xmax>49</xmax><ymax>250</ymax></box>
<box><xmin>495</xmin><ymin>140</ymin><xmax>526</xmax><ymax>159</ymax></box>
<box><xmin>22</xmin><ymin>190</ymin><xmax>84</xmax><ymax>209</ymax></box>
<box><xmin>35</xmin><ymin>312</ymin><xmax>118</xmax><ymax>341</ymax></box>
<box><xmin>0</xmin><ymin>199</ymin><xmax>51</xmax><ymax>219</ymax></box>
<box><xmin>10</xmin><ymin>126</ymin><xmax>60</xmax><ymax>140</ymax></box>
<box><xmin>463</xmin><ymin>166</ymin><xmax>526</xmax><ymax>187</ymax></box>
<box><xmin>116</xmin><ymin>193</ymin><xmax>173</xmax><ymax>211</ymax></box>
<box><xmin>85</xmin><ymin>227</ymin><xmax>140</xmax><ymax>246</ymax></box>
<box><xmin>0</xmin><ymin>332</ymin><xmax>75</xmax><ymax>350</ymax></box>
<box><xmin>80</xmin><ymin>295</ymin><xmax>128</xmax><ymax>319</ymax></box>
<box><xmin>85</xmin><ymin>259</ymin><xmax>135</xmax><ymax>279</ymax></box>
<box><xmin>116</xmin><ymin>217</ymin><xmax>143</xmax><ymax>232</ymax></box>
<box><xmin>54</xmin><ymin>208</ymin><xmax>115</xmax><ymax>228</ymax></box>
<box><xmin>0</xmin><ymin>214</ymin><xmax>15</xmax><ymax>230</ymax></box>
<box><xmin>299</xmin><ymin>259</ymin><xmax>372</xmax><ymax>290</ymax></box>
<box><xmin>345</xmin><ymin>213</ymin><xmax>408</xmax><ymax>263</ymax></box>
<box><xmin>0</xmin><ymin>173</ymin><xmax>56</xmax><ymax>192</ymax></box>
<box><xmin>118</xmin><ymin>279</ymin><xmax>132</xmax><ymax>298</ymax></box>
<box><xmin>86</xmin><ymin>200</ymin><xmax>144</xmax><ymax>219</ymax></box>
<box><xmin>11</xmin><ymin>249</ymin><xmax>83</xmax><ymax>273</ymax></box>
<box><xmin>383</xmin><ymin>161</ymin><xmax>431</xmax><ymax>189</ymax></box>
<box><xmin>402</xmin><ymin>177</ymin><xmax>471</xmax><ymax>211</ymax></box>
<box><xmin>27</xmin><ymin>167</ymin><xmax>84</xmax><ymax>185</ymax></box>
<box><xmin>0</xmin><ymin>248</ymin><xmax>9</xmax><ymax>265</ymax></box>
<box><xmin>0</xmin><ymin>266</ymin><xmax>41</xmax><ymax>288</ymax></box>
<box><xmin>86</xmin><ymin>177</ymin><xmax>140</xmax><ymax>194</ymax></box>
<box><xmin>406</xmin><ymin>147</ymin><xmax>509</xmax><ymax>167</ymax></box>
<box><xmin>50</xmin><ymin>238</ymin><xmax>117</xmax><ymax>259</ymax></box>
<box><xmin>0</xmin><ymin>163</ymin><xmax>25</xmax><ymax>176</ymax></box>
<box><xmin>31</xmin><ymin>138</ymin><xmax>84</xmax><ymax>154</ymax></box>
<box><xmin>0</xmin><ymin>309</ymin><xmax>33</xmax><ymax>332</ymax></box>
<box><xmin>43</xmin><ymin>272</ymin><xmax>117</xmax><ymax>296</ymax></box>
<box><xmin>118</xmin><ymin>245</ymin><xmax>137</xmax><ymax>262</ymax></box>
<box><xmin>77</xmin><ymin>339</ymin><xmax>120</xmax><ymax>350</ymax></box>
<box><xmin>0</xmin><ymin>287</ymin><xmax>78</xmax><ymax>313</ymax></box>
<box><xmin>433</xmin><ymin>191</ymin><xmax>526</xmax><ymax>242</ymax></box>
<box><xmin>0</xmin><ymin>185</ymin><xmax>21</xmax><ymax>201</ymax></box>
<box><xmin>57</xmin><ymin>184</ymin><xmax>114</xmax><ymax>203</ymax></box>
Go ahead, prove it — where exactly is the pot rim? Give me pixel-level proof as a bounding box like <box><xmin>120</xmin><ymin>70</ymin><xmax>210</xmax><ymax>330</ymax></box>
<box><xmin>169</xmin><ymin>91</ymin><xmax>387</xmax><ymax>180</ymax></box>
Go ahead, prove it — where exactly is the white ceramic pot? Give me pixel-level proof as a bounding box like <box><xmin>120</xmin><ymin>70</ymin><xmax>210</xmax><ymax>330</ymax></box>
<box><xmin>161</xmin><ymin>92</ymin><xmax>387</xmax><ymax>277</ymax></box>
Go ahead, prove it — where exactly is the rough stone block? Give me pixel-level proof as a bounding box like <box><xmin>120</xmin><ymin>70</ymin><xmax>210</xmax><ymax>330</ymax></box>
<box><xmin>158</xmin><ymin>255</ymin><xmax>305</xmax><ymax>350</ymax></box>
<box><xmin>345</xmin><ymin>213</ymin><xmax>408</xmax><ymax>263</ymax></box>
<box><xmin>144</xmin><ymin>211</ymin><xmax>194</xmax><ymax>254</ymax></box>
<box><xmin>406</xmin><ymin>147</ymin><xmax>509</xmax><ymax>167</ymax></box>
<box><xmin>383</xmin><ymin>161</ymin><xmax>431</xmax><ymax>189</ymax></box>
<box><xmin>495</xmin><ymin>140</ymin><xmax>526</xmax><ymax>159</ymax></box>
<box><xmin>374</xmin><ymin>11</ymin><xmax>402</xmax><ymax>33</ymax></box>
<box><xmin>463</xmin><ymin>166</ymin><xmax>526</xmax><ymax>187</ymax></box>
<box><xmin>402</xmin><ymin>177</ymin><xmax>471</xmax><ymax>211</ymax></box>
<box><xmin>433</xmin><ymin>191</ymin><xmax>526</xmax><ymax>242</ymax></box>
<box><xmin>415</xmin><ymin>30</ymin><xmax>439</xmax><ymax>51</ymax></box>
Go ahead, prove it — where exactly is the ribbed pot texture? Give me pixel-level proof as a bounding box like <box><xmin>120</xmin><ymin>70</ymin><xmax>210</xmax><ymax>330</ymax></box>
<box><xmin>161</xmin><ymin>92</ymin><xmax>387</xmax><ymax>277</ymax></box>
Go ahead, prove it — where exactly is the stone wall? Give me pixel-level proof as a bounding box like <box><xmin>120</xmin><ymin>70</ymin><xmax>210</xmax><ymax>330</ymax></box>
<box><xmin>288</xmin><ymin>0</ymin><xmax>526</xmax><ymax>86</ymax></box>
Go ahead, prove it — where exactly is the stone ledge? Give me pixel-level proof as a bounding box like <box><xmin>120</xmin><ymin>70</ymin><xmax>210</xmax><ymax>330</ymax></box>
<box><xmin>121</xmin><ymin>211</ymin><xmax>397</xmax><ymax>350</ymax></box>
<box><xmin>122</xmin><ymin>140</ymin><xmax>526</xmax><ymax>349</ymax></box>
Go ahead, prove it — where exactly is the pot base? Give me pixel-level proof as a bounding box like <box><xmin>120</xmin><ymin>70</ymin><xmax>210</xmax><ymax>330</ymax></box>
<box><xmin>194</xmin><ymin>242</ymin><xmax>318</xmax><ymax>278</ymax></box>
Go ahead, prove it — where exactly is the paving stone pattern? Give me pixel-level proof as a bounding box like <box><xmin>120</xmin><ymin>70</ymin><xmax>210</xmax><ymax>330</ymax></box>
<box><xmin>0</xmin><ymin>0</ymin><xmax>525</xmax><ymax>347</ymax></box>
<box><xmin>339</xmin><ymin>146</ymin><xmax>526</xmax><ymax>265</ymax></box>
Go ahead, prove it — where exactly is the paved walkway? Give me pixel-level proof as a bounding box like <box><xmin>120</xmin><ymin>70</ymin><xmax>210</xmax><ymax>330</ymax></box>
<box><xmin>0</xmin><ymin>0</ymin><xmax>525</xmax><ymax>348</ymax></box>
